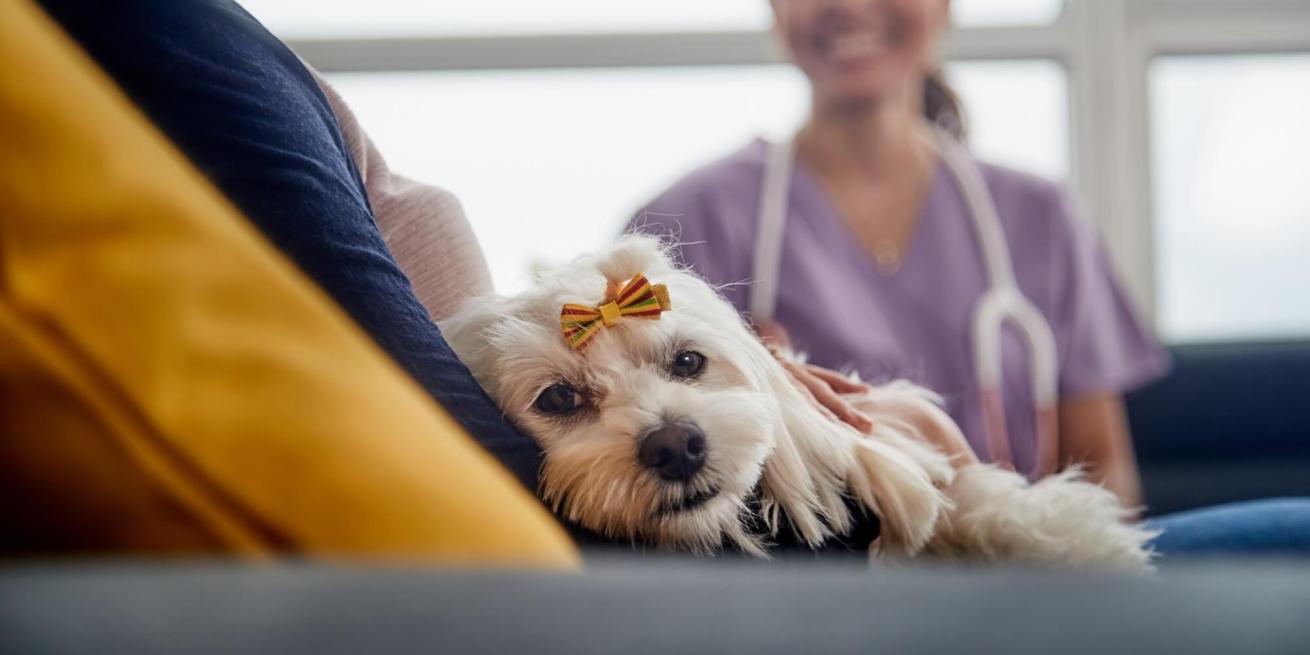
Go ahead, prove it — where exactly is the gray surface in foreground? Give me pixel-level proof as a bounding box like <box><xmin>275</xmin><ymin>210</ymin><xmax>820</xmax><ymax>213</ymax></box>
<box><xmin>2</xmin><ymin>559</ymin><xmax>1309</xmax><ymax>655</ymax></box>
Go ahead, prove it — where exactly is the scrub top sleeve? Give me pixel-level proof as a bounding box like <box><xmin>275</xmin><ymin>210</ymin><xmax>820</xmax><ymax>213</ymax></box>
<box><xmin>626</xmin><ymin>185</ymin><xmax>754</xmax><ymax>313</ymax></box>
<box><xmin>1049</xmin><ymin>187</ymin><xmax>1170</xmax><ymax>398</ymax></box>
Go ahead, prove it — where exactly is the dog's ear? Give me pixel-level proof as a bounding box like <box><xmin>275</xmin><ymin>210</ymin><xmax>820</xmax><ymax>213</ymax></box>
<box><xmin>596</xmin><ymin>234</ymin><xmax>675</xmax><ymax>283</ymax></box>
<box><xmin>438</xmin><ymin>294</ymin><xmax>513</xmax><ymax>383</ymax></box>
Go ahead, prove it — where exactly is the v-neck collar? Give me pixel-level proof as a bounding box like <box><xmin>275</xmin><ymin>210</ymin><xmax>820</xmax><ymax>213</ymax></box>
<box><xmin>786</xmin><ymin>149</ymin><xmax>949</xmax><ymax>282</ymax></box>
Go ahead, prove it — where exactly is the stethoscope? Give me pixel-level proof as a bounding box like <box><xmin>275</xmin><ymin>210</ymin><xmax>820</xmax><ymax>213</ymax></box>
<box><xmin>751</xmin><ymin>125</ymin><xmax>1060</xmax><ymax>477</ymax></box>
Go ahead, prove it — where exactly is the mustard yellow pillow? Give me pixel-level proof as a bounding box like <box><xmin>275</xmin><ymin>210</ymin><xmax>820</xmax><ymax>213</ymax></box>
<box><xmin>0</xmin><ymin>0</ymin><xmax>575</xmax><ymax>566</ymax></box>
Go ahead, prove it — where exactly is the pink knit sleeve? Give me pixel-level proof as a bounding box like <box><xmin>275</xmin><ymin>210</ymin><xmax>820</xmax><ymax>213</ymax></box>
<box><xmin>311</xmin><ymin>70</ymin><xmax>493</xmax><ymax>321</ymax></box>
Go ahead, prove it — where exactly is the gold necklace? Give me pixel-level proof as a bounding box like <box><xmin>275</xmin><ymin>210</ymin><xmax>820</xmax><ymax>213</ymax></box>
<box><xmin>872</xmin><ymin>239</ymin><xmax>903</xmax><ymax>275</ymax></box>
<box><xmin>797</xmin><ymin>126</ymin><xmax>935</xmax><ymax>277</ymax></box>
<box><xmin>863</xmin><ymin>170</ymin><xmax>930</xmax><ymax>276</ymax></box>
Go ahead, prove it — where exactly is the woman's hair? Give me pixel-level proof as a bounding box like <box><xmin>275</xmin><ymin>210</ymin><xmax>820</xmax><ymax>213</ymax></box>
<box><xmin>923</xmin><ymin>69</ymin><xmax>966</xmax><ymax>139</ymax></box>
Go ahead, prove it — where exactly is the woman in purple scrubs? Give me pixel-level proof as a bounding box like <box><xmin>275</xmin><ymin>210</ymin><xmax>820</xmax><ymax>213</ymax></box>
<box><xmin>628</xmin><ymin>0</ymin><xmax>1310</xmax><ymax>555</ymax></box>
<box><xmin>631</xmin><ymin>0</ymin><xmax>1160</xmax><ymax>504</ymax></box>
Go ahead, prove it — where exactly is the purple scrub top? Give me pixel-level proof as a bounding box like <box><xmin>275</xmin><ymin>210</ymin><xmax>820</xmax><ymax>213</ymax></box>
<box><xmin>628</xmin><ymin>139</ymin><xmax>1169</xmax><ymax>474</ymax></box>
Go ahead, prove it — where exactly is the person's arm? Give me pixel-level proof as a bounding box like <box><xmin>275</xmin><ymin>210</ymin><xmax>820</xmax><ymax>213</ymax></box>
<box><xmin>1057</xmin><ymin>392</ymin><xmax>1143</xmax><ymax>508</ymax></box>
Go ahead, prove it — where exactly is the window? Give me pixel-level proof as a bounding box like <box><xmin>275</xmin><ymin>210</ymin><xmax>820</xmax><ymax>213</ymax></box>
<box><xmin>1151</xmin><ymin>54</ymin><xmax>1310</xmax><ymax>342</ymax></box>
<box><xmin>249</xmin><ymin>0</ymin><xmax>1310</xmax><ymax>339</ymax></box>
<box><xmin>952</xmin><ymin>0</ymin><xmax>1065</xmax><ymax>26</ymax></box>
<box><xmin>328</xmin><ymin>62</ymin><xmax>1068</xmax><ymax>292</ymax></box>
<box><xmin>948</xmin><ymin>60</ymin><xmax>1068</xmax><ymax>180</ymax></box>
<box><xmin>327</xmin><ymin>67</ymin><xmax>808</xmax><ymax>292</ymax></box>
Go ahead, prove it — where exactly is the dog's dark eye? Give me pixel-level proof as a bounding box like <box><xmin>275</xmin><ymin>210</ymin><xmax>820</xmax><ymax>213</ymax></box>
<box><xmin>670</xmin><ymin>351</ymin><xmax>706</xmax><ymax>379</ymax></box>
<box><xmin>534</xmin><ymin>383</ymin><xmax>584</xmax><ymax>415</ymax></box>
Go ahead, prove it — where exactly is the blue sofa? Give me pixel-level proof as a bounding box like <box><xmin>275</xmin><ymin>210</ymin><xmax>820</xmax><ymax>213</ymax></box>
<box><xmin>1129</xmin><ymin>340</ymin><xmax>1310</xmax><ymax>516</ymax></box>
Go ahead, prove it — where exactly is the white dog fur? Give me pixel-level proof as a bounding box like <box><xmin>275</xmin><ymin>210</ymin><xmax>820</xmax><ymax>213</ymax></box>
<box><xmin>441</xmin><ymin>236</ymin><xmax>1155</xmax><ymax>570</ymax></box>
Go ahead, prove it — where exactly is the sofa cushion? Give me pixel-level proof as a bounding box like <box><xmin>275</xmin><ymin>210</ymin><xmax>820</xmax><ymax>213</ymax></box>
<box><xmin>0</xmin><ymin>0</ymin><xmax>575</xmax><ymax>565</ymax></box>
<box><xmin>4</xmin><ymin>562</ymin><xmax>1310</xmax><ymax>655</ymax></box>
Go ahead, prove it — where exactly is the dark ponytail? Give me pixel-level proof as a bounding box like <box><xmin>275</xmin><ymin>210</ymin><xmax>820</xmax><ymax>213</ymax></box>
<box><xmin>923</xmin><ymin>69</ymin><xmax>966</xmax><ymax>139</ymax></box>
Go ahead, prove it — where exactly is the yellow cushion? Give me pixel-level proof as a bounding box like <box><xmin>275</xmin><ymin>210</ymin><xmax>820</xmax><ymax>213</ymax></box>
<box><xmin>0</xmin><ymin>0</ymin><xmax>576</xmax><ymax>566</ymax></box>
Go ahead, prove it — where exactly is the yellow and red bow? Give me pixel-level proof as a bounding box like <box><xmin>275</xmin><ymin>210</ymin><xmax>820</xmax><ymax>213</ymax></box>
<box><xmin>560</xmin><ymin>274</ymin><xmax>672</xmax><ymax>350</ymax></box>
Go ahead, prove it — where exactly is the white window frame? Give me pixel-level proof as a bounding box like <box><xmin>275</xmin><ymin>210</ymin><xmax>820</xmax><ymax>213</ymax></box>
<box><xmin>1069</xmin><ymin>0</ymin><xmax>1310</xmax><ymax>325</ymax></box>
<box><xmin>288</xmin><ymin>0</ymin><xmax>1310</xmax><ymax>328</ymax></box>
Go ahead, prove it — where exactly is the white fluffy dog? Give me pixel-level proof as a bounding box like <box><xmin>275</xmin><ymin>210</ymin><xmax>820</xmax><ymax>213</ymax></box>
<box><xmin>442</xmin><ymin>236</ymin><xmax>1155</xmax><ymax>570</ymax></box>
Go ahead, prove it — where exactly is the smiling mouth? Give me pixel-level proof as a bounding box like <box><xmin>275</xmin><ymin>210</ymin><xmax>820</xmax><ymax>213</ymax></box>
<box><xmin>820</xmin><ymin>33</ymin><xmax>888</xmax><ymax>60</ymax></box>
<box><xmin>657</xmin><ymin>487</ymin><xmax>721</xmax><ymax>517</ymax></box>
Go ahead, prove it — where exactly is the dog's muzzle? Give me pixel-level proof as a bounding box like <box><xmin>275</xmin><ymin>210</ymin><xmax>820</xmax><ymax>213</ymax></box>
<box><xmin>638</xmin><ymin>419</ymin><xmax>707</xmax><ymax>482</ymax></box>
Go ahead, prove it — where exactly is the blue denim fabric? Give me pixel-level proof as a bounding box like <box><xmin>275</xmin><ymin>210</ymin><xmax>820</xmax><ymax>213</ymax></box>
<box><xmin>1149</xmin><ymin>498</ymin><xmax>1310</xmax><ymax>557</ymax></box>
<box><xmin>36</xmin><ymin>0</ymin><xmax>542</xmax><ymax>489</ymax></box>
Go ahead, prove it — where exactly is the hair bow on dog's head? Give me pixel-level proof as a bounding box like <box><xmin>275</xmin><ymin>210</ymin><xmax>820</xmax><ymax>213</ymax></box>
<box><xmin>560</xmin><ymin>273</ymin><xmax>671</xmax><ymax>350</ymax></box>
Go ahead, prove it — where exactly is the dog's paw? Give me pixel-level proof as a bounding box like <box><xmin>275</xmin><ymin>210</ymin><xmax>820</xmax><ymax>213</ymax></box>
<box><xmin>928</xmin><ymin>466</ymin><xmax>1157</xmax><ymax>572</ymax></box>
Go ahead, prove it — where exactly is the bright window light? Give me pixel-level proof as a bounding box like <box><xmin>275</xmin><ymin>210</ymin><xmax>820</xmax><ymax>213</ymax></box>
<box><xmin>947</xmin><ymin>59</ymin><xmax>1069</xmax><ymax>180</ymax></box>
<box><xmin>1152</xmin><ymin>54</ymin><xmax>1310</xmax><ymax>342</ymax></box>
<box><xmin>327</xmin><ymin>67</ymin><xmax>808</xmax><ymax>293</ymax></box>
<box><xmin>328</xmin><ymin>61</ymin><xmax>1068</xmax><ymax>293</ymax></box>
<box><xmin>952</xmin><ymin>0</ymin><xmax>1065</xmax><ymax>26</ymax></box>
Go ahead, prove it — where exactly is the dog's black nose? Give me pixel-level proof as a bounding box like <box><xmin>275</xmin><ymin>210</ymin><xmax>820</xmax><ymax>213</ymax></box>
<box><xmin>639</xmin><ymin>421</ymin><xmax>707</xmax><ymax>482</ymax></box>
